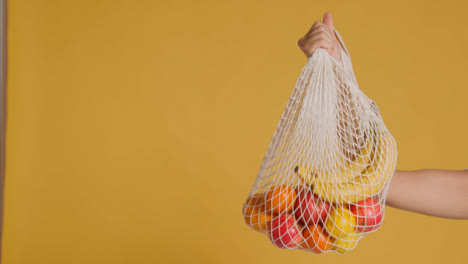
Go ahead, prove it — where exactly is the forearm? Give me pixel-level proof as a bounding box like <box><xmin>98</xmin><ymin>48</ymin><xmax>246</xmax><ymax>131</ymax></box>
<box><xmin>386</xmin><ymin>169</ymin><xmax>468</xmax><ymax>219</ymax></box>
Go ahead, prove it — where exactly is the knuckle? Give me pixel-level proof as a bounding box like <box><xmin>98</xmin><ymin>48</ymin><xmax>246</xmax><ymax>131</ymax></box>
<box><xmin>301</xmin><ymin>43</ymin><xmax>312</xmax><ymax>54</ymax></box>
<box><xmin>312</xmin><ymin>21</ymin><xmax>322</xmax><ymax>28</ymax></box>
<box><xmin>297</xmin><ymin>37</ymin><xmax>305</xmax><ymax>47</ymax></box>
<box><xmin>314</xmin><ymin>31</ymin><xmax>327</xmax><ymax>40</ymax></box>
<box><xmin>318</xmin><ymin>26</ymin><xmax>329</xmax><ymax>34</ymax></box>
<box><xmin>309</xmin><ymin>43</ymin><xmax>318</xmax><ymax>52</ymax></box>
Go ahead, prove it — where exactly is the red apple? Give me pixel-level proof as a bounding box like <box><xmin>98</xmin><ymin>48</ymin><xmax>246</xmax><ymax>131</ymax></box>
<box><xmin>270</xmin><ymin>213</ymin><xmax>302</xmax><ymax>248</ymax></box>
<box><xmin>294</xmin><ymin>190</ymin><xmax>330</xmax><ymax>225</ymax></box>
<box><xmin>350</xmin><ymin>198</ymin><xmax>383</xmax><ymax>233</ymax></box>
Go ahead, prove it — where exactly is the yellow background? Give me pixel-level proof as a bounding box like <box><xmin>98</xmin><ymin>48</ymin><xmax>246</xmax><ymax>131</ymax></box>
<box><xmin>2</xmin><ymin>0</ymin><xmax>468</xmax><ymax>263</ymax></box>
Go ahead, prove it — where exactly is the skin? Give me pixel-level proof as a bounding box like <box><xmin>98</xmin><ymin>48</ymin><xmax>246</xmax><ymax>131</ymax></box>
<box><xmin>386</xmin><ymin>170</ymin><xmax>468</xmax><ymax>219</ymax></box>
<box><xmin>298</xmin><ymin>12</ymin><xmax>468</xmax><ymax>220</ymax></box>
<box><xmin>297</xmin><ymin>12</ymin><xmax>342</xmax><ymax>62</ymax></box>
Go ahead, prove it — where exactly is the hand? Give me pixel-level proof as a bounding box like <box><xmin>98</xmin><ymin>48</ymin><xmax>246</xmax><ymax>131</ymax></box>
<box><xmin>297</xmin><ymin>12</ymin><xmax>342</xmax><ymax>62</ymax></box>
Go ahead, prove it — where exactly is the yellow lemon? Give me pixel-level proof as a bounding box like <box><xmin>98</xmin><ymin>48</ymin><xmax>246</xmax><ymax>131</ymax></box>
<box><xmin>332</xmin><ymin>234</ymin><xmax>360</xmax><ymax>254</ymax></box>
<box><xmin>325</xmin><ymin>207</ymin><xmax>356</xmax><ymax>239</ymax></box>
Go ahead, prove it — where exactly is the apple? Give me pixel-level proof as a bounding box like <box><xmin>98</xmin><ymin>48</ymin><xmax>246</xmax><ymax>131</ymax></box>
<box><xmin>270</xmin><ymin>213</ymin><xmax>302</xmax><ymax>248</ymax></box>
<box><xmin>350</xmin><ymin>198</ymin><xmax>383</xmax><ymax>233</ymax></box>
<box><xmin>294</xmin><ymin>190</ymin><xmax>330</xmax><ymax>225</ymax></box>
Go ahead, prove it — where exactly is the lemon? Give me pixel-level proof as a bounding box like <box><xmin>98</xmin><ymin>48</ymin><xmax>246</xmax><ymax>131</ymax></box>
<box><xmin>325</xmin><ymin>207</ymin><xmax>356</xmax><ymax>239</ymax></box>
<box><xmin>332</xmin><ymin>234</ymin><xmax>360</xmax><ymax>254</ymax></box>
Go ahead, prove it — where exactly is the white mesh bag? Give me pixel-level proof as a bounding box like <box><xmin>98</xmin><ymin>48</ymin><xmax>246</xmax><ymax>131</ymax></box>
<box><xmin>243</xmin><ymin>28</ymin><xmax>397</xmax><ymax>254</ymax></box>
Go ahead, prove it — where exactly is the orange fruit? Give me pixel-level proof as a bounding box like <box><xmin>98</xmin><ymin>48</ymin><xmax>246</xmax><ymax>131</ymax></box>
<box><xmin>244</xmin><ymin>205</ymin><xmax>273</xmax><ymax>231</ymax></box>
<box><xmin>243</xmin><ymin>193</ymin><xmax>265</xmax><ymax>216</ymax></box>
<box><xmin>301</xmin><ymin>225</ymin><xmax>332</xmax><ymax>254</ymax></box>
<box><xmin>266</xmin><ymin>185</ymin><xmax>297</xmax><ymax>214</ymax></box>
<box><xmin>243</xmin><ymin>193</ymin><xmax>272</xmax><ymax>231</ymax></box>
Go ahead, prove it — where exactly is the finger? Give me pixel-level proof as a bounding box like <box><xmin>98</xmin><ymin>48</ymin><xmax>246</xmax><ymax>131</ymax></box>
<box><xmin>301</xmin><ymin>34</ymin><xmax>337</xmax><ymax>57</ymax></box>
<box><xmin>323</xmin><ymin>12</ymin><xmax>333</xmax><ymax>30</ymax></box>
<box><xmin>299</xmin><ymin>28</ymin><xmax>328</xmax><ymax>46</ymax></box>
<box><xmin>301</xmin><ymin>33</ymin><xmax>334</xmax><ymax>51</ymax></box>
<box><xmin>307</xmin><ymin>42</ymin><xmax>332</xmax><ymax>57</ymax></box>
<box><xmin>313</xmin><ymin>20</ymin><xmax>323</xmax><ymax>28</ymax></box>
<box><xmin>304</xmin><ymin>21</ymin><xmax>323</xmax><ymax>36</ymax></box>
<box><xmin>323</xmin><ymin>12</ymin><xmax>337</xmax><ymax>40</ymax></box>
<box><xmin>305</xmin><ymin>35</ymin><xmax>334</xmax><ymax>49</ymax></box>
<box><xmin>301</xmin><ymin>39</ymin><xmax>333</xmax><ymax>57</ymax></box>
<box><xmin>305</xmin><ymin>25</ymin><xmax>333</xmax><ymax>40</ymax></box>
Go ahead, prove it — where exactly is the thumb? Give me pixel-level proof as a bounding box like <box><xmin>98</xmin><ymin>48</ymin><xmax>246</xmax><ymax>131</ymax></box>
<box><xmin>323</xmin><ymin>12</ymin><xmax>334</xmax><ymax>32</ymax></box>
